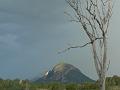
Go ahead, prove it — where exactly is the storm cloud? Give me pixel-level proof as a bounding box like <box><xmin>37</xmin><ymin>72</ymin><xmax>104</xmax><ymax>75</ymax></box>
<box><xmin>0</xmin><ymin>0</ymin><xmax>119</xmax><ymax>80</ymax></box>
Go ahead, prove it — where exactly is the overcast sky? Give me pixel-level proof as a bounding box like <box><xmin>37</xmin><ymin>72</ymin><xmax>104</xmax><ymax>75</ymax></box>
<box><xmin>0</xmin><ymin>0</ymin><xmax>119</xmax><ymax>80</ymax></box>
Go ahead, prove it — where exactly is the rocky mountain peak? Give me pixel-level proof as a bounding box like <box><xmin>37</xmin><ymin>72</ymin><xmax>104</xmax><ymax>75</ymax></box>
<box><xmin>35</xmin><ymin>63</ymin><xmax>94</xmax><ymax>83</ymax></box>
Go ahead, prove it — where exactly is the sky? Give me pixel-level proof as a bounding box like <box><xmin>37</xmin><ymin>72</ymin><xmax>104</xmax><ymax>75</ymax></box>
<box><xmin>0</xmin><ymin>0</ymin><xmax>119</xmax><ymax>80</ymax></box>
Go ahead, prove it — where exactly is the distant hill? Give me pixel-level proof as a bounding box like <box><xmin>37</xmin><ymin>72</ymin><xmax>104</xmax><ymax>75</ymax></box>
<box><xmin>34</xmin><ymin>63</ymin><xmax>94</xmax><ymax>83</ymax></box>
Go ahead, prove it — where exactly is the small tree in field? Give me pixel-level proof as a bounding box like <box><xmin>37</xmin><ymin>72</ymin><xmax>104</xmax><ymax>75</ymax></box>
<box><xmin>61</xmin><ymin>0</ymin><xmax>113</xmax><ymax>90</ymax></box>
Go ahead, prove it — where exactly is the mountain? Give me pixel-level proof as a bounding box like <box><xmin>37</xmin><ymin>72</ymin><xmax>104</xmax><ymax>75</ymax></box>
<box><xmin>34</xmin><ymin>63</ymin><xmax>94</xmax><ymax>83</ymax></box>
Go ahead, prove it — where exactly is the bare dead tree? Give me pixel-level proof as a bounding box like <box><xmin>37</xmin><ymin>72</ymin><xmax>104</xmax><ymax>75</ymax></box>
<box><xmin>62</xmin><ymin>0</ymin><xmax>113</xmax><ymax>90</ymax></box>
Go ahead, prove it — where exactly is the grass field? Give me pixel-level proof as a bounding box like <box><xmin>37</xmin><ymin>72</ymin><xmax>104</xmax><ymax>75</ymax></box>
<box><xmin>0</xmin><ymin>75</ymin><xmax>120</xmax><ymax>90</ymax></box>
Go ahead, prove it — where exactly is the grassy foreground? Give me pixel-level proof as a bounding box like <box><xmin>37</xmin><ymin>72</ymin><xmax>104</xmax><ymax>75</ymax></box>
<box><xmin>0</xmin><ymin>75</ymin><xmax>120</xmax><ymax>90</ymax></box>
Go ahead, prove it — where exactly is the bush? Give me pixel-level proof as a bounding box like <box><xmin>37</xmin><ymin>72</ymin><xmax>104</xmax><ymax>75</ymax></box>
<box><xmin>66</xmin><ymin>83</ymin><xmax>78</xmax><ymax>90</ymax></box>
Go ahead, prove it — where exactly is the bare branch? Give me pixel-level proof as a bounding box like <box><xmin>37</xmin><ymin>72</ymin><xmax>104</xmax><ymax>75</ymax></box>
<box><xmin>58</xmin><ymin>42</ymin><xmax>91</xmax><ymax>54</ymax></box>
<box><xmin>58</xmin><ymin>37</ymin><xmax>103</xmax><ymax>54</ymax></box>
<box><xmin>64</xmin><ymin>0</ymin><xmax>113</xmax><ymax>89</ymax></box>
<box><xmin>86</xmin><ymin>7</ymin><xmax>103</xmax><ymax>33</ymax></box>
<box><xmin>107</xmin><ymin>59</ymin><xmax>110</xmax><ymax>71</ymax></box>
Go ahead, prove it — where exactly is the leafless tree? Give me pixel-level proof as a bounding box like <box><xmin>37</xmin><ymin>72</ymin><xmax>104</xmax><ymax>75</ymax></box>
<box><xmin>61</xmin><ymin>0</ymin><xmax>113</xmax><ymax>90</ymax></box>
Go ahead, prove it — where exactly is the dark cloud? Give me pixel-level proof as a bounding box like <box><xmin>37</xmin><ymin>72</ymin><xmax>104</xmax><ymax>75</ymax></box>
<box><xmin>0</xmin><ymin>0</ymin><xmax>73</xmax><ymax>79</ymax></box>
<box><xmin>0</xmin><ymin>0</ymin><xmax>119</xmax><ymax>80</ymax></box>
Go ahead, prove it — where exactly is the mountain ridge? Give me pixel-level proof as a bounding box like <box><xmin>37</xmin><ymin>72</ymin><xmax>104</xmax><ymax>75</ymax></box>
<box><xmin>34</xmin><ymin>63</ymin><xmax>95</xmax><ymax>83</ymax></box>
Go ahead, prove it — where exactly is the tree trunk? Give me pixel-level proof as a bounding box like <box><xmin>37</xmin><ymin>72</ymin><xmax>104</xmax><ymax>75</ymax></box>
<box><xmin>100</xmin><ymin>36</ymin><xmax>107</xmax><ymax>90</ymax></box>
<box><xmin>100</xmin><ymin>77</ymin><xmax>106</xmax><ymax>90</ymax></box>
<box><xmin>92</xmin><ymin>37</ymin><xmax>107</xmax><ymax>90</ymax></box>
